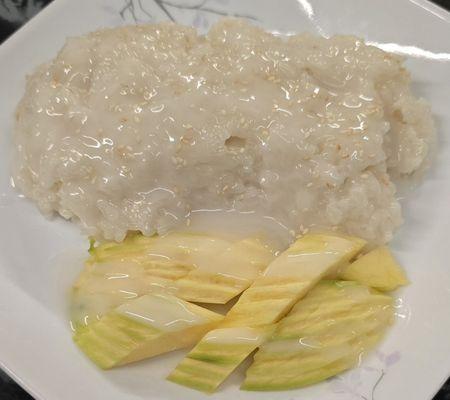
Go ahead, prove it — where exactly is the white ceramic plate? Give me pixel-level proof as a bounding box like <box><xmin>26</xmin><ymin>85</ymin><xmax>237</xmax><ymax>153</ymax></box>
<box><xmin>1</xmin><ymin>0</ymin><xmax>450</xmax><ymax>399</ymax></box>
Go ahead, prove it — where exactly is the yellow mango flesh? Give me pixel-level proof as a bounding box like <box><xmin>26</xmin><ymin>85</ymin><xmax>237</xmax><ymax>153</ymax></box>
<box><xmin>74</xmin><ymin>293</ymin><xmax>223</xmax><ymax>369</ymax></box>
<box><xmin>242</xmin><ymin>281</ymin><xmax>393</xmax><ymax>391</ymax></box>
<box><xmin>168</xmin><ymin>234</ymin><xmax>366</xmax><ymax>392</ymax></box>
<box><xmin>340</xmin><ymin>246</ymin><xmax>408</xmax><ymax>291</ymax></box>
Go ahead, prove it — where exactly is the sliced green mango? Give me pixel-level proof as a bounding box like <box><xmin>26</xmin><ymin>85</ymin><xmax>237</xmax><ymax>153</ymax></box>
<box><xmin>72</xmin><ymin>233</ymin><xmax>271</xmax><ymax>331</ymax></box>
<box><xmin>222</xmin><ymin>234</ymin><xmax>366</xmax><ymax>327</ymax></box>
<box><xmin>70</xmin><ymin>259</ymin><xmax>194</xmax><ymax>332</ymax></box>
<box><xmin>167</xmin><ymin>326</ymin><xmax>271</xmax><ymax>393</ymax></box>
<box><xmin>168</xmin><ymin>234</ymin><xmax>366</xmax><ymax>392</ymax></box>
<box><xmin>340</xmin><ymin>246</ymin><xmax>408</xmax><ymax>291</ymax></box>
<box><xmin>74</xmin><ymin>293</ymin><xmax>223</xmax><ymax>369</ymax></box>
<box><xmin>174</xmin><ymin>238</ymin><xmax>275</xmax><ymax>304</ymax></box>
<box><xmin>242</xmin><ymin>280</ymin><xmax>393</xmax><ymax>391</ymax></box>
<box><xmin>73</xmin><ymin>232</ymin><xmax>227</xmax><ymax>329</ymax></box>
<box><xmin>88</xmin><ymin>231</ymin><xmax>232</xmax><ymax>267</ymax></box>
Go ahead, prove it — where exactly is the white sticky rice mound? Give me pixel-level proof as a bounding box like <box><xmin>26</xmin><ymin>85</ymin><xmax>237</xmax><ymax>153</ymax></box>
<box><xmin>13</xmin><ymin>19</ymin><xmax>434</xmax><ymax>243</ymax></box>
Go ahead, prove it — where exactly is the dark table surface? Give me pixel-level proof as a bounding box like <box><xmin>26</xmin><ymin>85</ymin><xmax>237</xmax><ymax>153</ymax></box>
<box><xmin>0</xmin><ymin>0</ymin><xmax>449</xmax><ymax>399</ymax></box>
